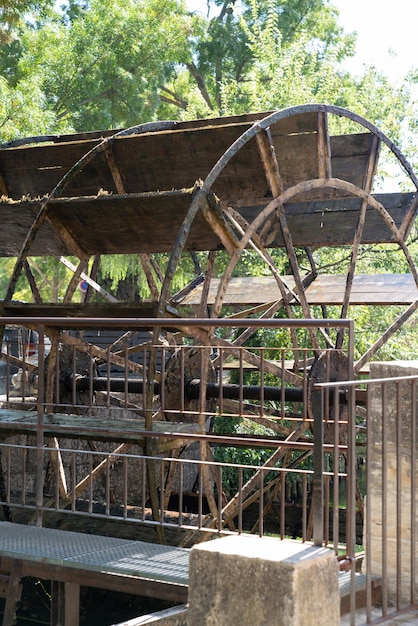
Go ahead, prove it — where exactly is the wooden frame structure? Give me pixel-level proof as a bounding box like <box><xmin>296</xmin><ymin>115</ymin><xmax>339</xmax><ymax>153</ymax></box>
<box><xmin>0</xmin><ymin>104</ymin><xmax>416</xmax><ymax>375</ymax></box>
<box><xmin>0</xmin><ymin>104</ymin><xmax>417</xmax><ymax>624</ymax></box>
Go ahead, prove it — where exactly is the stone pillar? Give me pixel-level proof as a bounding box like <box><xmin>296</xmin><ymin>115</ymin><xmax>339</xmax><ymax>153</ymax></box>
<box><xmin>187</xmin><ymin>536</ymin><xmax>339</xmax><ymax>626</ymax></box>
<box><xmin>366</xmin><ymin>361</ymin><xmax>418</xmax><ymax>603</ymax></box>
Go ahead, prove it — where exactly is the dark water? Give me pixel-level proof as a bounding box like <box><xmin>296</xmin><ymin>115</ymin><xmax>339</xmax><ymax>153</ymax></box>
<box><xmin>0</xmin><ymin>579</ymin><xmax>175</xmax><ymax>626</ymax></box>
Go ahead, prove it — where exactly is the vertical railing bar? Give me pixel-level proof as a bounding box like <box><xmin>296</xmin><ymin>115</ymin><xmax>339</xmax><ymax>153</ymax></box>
<box><xmin>260</xmin><ymin>347</ymin><xmax>264</xmax><ymax>418</ymax></box>
<box><xmin>22</xmin><ymin>446</ymin><xmax>27</xmax><ymax>506</ymax></box>
<box><xmin>382</xmin><ymin>382</ymin><xmax>388</xmax><ymax>617</ymax></box>
<box><xmin>89</xmin><ymin>346</ymin><xmax>94</xmax><ymax>409</ymax></box>
<box><xmin>36</xmin><ymin>325</ymin><xmax>45</xmax><ymax>527</ymax></box>
<box><xmin>5</xmin><ymin>342</ymin><xmax>10</xmax><ymax>401</ymax></box>
<box><xmin>239</xmin><ymin>349</ymin><xmax>243</xmax><ymax>416</ymax></box>
<box><xmin>218</xmin><ymin>465</ymin><xmax>223</xmax><ymax>532</ymax></box>
<box><xmin>347</xmin><ymin>380</ymin><xmax>357</xmax><ymax>624</ymax></box>
<box><xmin>124</xmin><ymin>346</ymin><xmax>129</xmax><ymax>408</ymax></box>
<box><xmin>88</xmin><ymin>454</ymin><xmax>93</xmax><ymax>515</ymax></box>
<box><xmin>259</xmin><ymin>469</ymin><xmax>264</xmax><ymax>538</ymax></box>
<box><xmin>281</xmin><ymin>350</ymin><xmax>286</xmax><ymax>419</ymax></box>
<box><xmin>142</xmin><ymin>457</ymin><xmax>146</xmax><ymax>522</ymax></box>
<box><xmin>410</xmin><ymin>379</ymin><xmax>417</xmax><ymax>605</ymax></box>
<box><xmin>302</xmin><ymin>473</ymin><xmax>307</xmax><ymax>542</ymax></box>
<box><xmin>366</xmin><ymin>384</ymin><xmax>373</xmax><ymax>622</ymax></box>
<box><xmin>4</xmin><ymin>446</ymin><xmax>10</xmax><ymax>504</ymax></box>
<box><xmin>106</xmin><ymin>456</ymin><xmax>110</xmax><ymax>517</ymax></box>
<box><xmin>55</xmin><ymin>448</ymin><xmax>60</xmax><ymax>508</ymax></box>
<box><xmin>347</xmin><ymin>319</ymin><xmax>357</xmax><ymax>626</ymax></box>
<box><xmin>142</xmin><ymin>347</ymin><xmax>147</xmax><ymax>411</ymax></box>
<box><xmin>55</xmin><ymin>338</ymin><xmax>60</xmax><ymax>409</ymax></box>
<box><xmin>218</xmin><ymin>348</ymin><xmax>224</xmax><ymax>416</ymax></box>
<box><xmin>324</xmin><ymin>351</ymin><xmax>330</xmax><ymax>419</ymax></box>
<box><xmin>238</xmin><ymin>467</ymin><xmax>243</xmax><ymax>534</ymax></box>
<box><xmin>312</xmin><ymin>386</ymin><xmax>324</xmax><ymax>546</ymax></box>
<box><xmin>280</xmin><ymin>471</ymin><xmax>285</xmax><ymax>540</ymax></box>
<box><xmin>72</xmin><ymin>346</ymin><xmax>77</xmax><ymax>407</ymax></box>
<box><xmin>396</xmin><ymin>381</ymin><xmax>402</xmax><ymax>611</ymax></box>
<box><xmin>303</xmin><ymin>350</ymin><xmax>308</xmax><ymax>420</ymax></box>
<box><xmin>106</xmin><ymin>346</ymin><xmax>111</xmax><ymax>408</ymax></box>
<box><xmin>324</xmin><ymin>472</ymin><xmax>330</xmax><ymax>547</ymax></box>
<box><xmin>333</xmin><ymin>386</ymin><xmax>340</xmax><ymax>555</ymax></box>
<box><xmin>21</xmin><ymin>339</ymin><xmax>26</xmax><ymax>400</ymax></box>
<box><xmin>123</xmin><ymin>455</ymin><xmax>128</xmax><ymax>519</ymax></box>
<box><xmin>198</xmin><ymin>465</ymin><xmax>203</xmax><ymax>529</ymax></box>
<box><xmin>160</xmin><ymin>346</ymin><xmax>166</xmax><ymax>415</ymax></box>
<box><xmin>199</xmin><ymin>346</ymin><xmax>204</xmax><ymax>416</ymax></box>
<box><xmin>160</xmin><ymin>459</ymin><xmax>165</xmax><ymax>526</ymax></box>
<box><xmin>5</xmin><ymin>446</ymin><xmax>10</xmax><ymax>504</ymax></box>
<box><xmin>180</xmin><ymin>348</ymin><xmax>185</xmax><ymax>414</ymax></box>
<box><xmin>179</xmin><ymin>462</ymin><xmax>184</xmax><ymax>528</ymax></box>
<box><xmin>71</xmin><ymin>451</ymin><xmax>76</xmax><ymax>512</ymax></box>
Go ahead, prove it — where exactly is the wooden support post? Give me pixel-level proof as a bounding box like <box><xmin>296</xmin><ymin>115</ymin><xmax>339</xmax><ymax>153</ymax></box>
<box><xmin>1</xmin><ymin>564</ymin><xmax>22</xmax><ymax>626</ymax></box>
<box><xmin>51</xmin><ymin>581</ymin><xmax>80</xmax><ymax>626</ymax></box>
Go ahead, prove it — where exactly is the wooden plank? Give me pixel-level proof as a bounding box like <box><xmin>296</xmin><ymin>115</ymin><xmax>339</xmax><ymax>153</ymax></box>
<box><xmin>0</xmin><ymin>118</ymin><xmax>373</xmax><ymax>205</ymax></box>
<box><xmin>1</xmin><ymin>301</ymin><xmax>158</xmax><ymax>319</ymax></box>
<box><xmin>305</xmin><ymin>274</ymin><xmax>418</xmax><ymax>305</ymax></box>
<box><xmin>0</xmin><ymin>191</ymin><xmax>412</xmax><ymax>257</ymax></box>
<box><xmin>181</xmin><ymin>274</ymin><xmax>418</xmax><ymax>307</ymax></box>
<box><xmin>239</xmin><ymin>192</ymin><xmax>413</xmax><ymax>247</ymax></box>
<box><xmin>1</xmin><ymin>564</ymin><xmax>22</xmax><ymax>626</ymax></box>
<box><xmin>0</xmin><ymin>411</ymin><xmax>203</xmax><ymax>448</ymax></box>
<box><xmin>331</xmin><ymin>134</ymin><xmax>376</xmax><ymax>187</ymax></box>
<box><xmin>0</xmin><ymin>139</ymin><xmax>104</xmax><ymax>199</ymax></box>
<box><xmin>112</xmin><ymin>124</ymin><xmax>267</xmax><ymax>201</ymax></box>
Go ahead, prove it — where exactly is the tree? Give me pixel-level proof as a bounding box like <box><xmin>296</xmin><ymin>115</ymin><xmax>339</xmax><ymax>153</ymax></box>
<box><xmin>0</xmin><ymin>0</ymin><xmax>416</xmax><ymax>327</ymax></box>
<box><xmin>0</xmin><ymin>0</ymin><xmax>53</xmax><ymax>42</ymax></box>
<box><xmin>0</xmin><ymin>0</ymin><xmax>193</xmax><ymax>137</ymax></box>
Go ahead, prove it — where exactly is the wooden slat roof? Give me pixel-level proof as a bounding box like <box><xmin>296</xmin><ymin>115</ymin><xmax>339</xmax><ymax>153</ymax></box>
<box><xmin>1</xmin><ymin>109</ymin><xmax>414</xmax><ymax>258</ymax></box>
<box><xmin>0</xmin><ymin>124</ymin><xmax>374</xmax><ymax>201</ymax></box>
<box><xmin>0</xmin><ymin>191</ymin><xmax>413</xmax><ymax>257</ymax></box>
<box><xmin>181</xmin><ymin>274</ymin><xmax>418</xmax><ymax>307</ymax></box>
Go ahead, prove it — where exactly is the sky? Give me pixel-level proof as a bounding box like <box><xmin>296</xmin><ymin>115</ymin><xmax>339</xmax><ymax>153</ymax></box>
<box><xmin>329</xmin><ymin>0</ymin><xmax>416</xmax><ymax>85</ymax></box>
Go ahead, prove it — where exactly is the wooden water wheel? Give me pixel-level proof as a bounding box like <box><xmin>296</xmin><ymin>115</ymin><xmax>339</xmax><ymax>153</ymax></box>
<box><xmin>0</xmin><ymin>104</ymin><xmax>416</xmax><ymax>538</ymax></box>
<box><xmin>0</xmin><ymin>105</ymin><xmax>416</xmax><ymax>363</ymax></box>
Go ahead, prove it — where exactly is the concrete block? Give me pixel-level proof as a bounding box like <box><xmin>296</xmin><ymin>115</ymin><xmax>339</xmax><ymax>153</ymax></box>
<box><xmin>366</xmin><ymin>361</ymin><xmax>418</xmax><ymax>603</ymax></box>
<box><xmin>187</xmin><ymin>536</ymin><xmax>339</xmax><ymax>626</ymax></box>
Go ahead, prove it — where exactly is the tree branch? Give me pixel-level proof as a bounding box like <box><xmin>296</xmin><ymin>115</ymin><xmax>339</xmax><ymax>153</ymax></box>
<box><xmin>186</xmin><ymin>61</ymin><xmax>214</xmax><ymax>110</ymax></box>
<box><xmin>159</xmin><ymin>85</ymin><xmax>188</xmax><ymax>111</ymax></box>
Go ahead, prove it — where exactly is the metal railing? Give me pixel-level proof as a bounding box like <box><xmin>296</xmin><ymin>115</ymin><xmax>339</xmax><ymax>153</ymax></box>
<box><xmin>1</xmin><ymin>316</ymin><xmax>417</xmax><ymax>623</ymax></box>
<box><xmin>0</xmin><ymin>317</ymin><xmax>354</xmax><ymax>548</ymax></box>
<box><xmin>317</xmin><ymin>371</ymin><xmax>418</xmax><ymax>624</ymax></box>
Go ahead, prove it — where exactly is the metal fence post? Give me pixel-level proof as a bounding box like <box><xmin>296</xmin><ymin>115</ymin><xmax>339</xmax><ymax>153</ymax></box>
<box><xmin>312</xmin><ymin>387</ymin><xmax>324</xmax><ymax>547</ymax></box>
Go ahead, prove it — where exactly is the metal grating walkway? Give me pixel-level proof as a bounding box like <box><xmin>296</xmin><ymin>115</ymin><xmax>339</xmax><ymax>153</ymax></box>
<box><xmin>0</xmin><ymin>521</ymin><xmax>189</xmax><ymax>586</ymax></box>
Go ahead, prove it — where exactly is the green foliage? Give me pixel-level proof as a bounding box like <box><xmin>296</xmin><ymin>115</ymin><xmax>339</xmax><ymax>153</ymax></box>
<box><xmin>212</xmin><ymin>414</ymin><xmax>276</xmax><ymax>496</ymax></box>
<box><xmin>0</xmin><ymin>74</ymin><xmax>56</xmax><ymax>141</ymax></box>
<box><xmin>0</xmin><ymin>0</ymin><xmax>416</xmax><ymax>360</ymax></box>
<box><xmin>0</xmin><ymin>0</ymin><xmax>192</xmax><ymax>137</ymax></box>
<box><xmin>0</xmin><ymin>0</ymin><xmax>53</xmax><ymax>42</ymax></box>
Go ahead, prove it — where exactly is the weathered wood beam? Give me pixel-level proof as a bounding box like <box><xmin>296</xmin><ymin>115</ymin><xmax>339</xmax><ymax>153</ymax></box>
<box><xmin>23</xmin><ymin>260</ymin><xmax>42</xmax><ymax>304</ymax></box>
<box><xmin>45</xmin><ymin>212</ymin><xmax>89</xmax><ymax>261</ymax></box>
<box><xmin>202</xmin><ymin>195</ymin><xmax>240</xmax><ymax>255</ymax></box>
<box><xmin>58</xmin><ymin>331</ymin><xmax>151</xmax><ymax>377</ymax></box>
<box><xmin>337</xmin><ymin>134</ymin><xmax>381</xmax><ymax>348</ymax></box>
<box><xmin>104</xmin><ymin>143</ymin><xmax>125</xmax><ymax>193</ymax></box>
<box><xmin>317</xmin><ymin>111</ymin><xmax>332</xmax><ymax>179</ymax></box>
<box><xmin>256</xmin><ymin>128</ymin><xmax>283</xmax><ymax>196</ymax></box>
